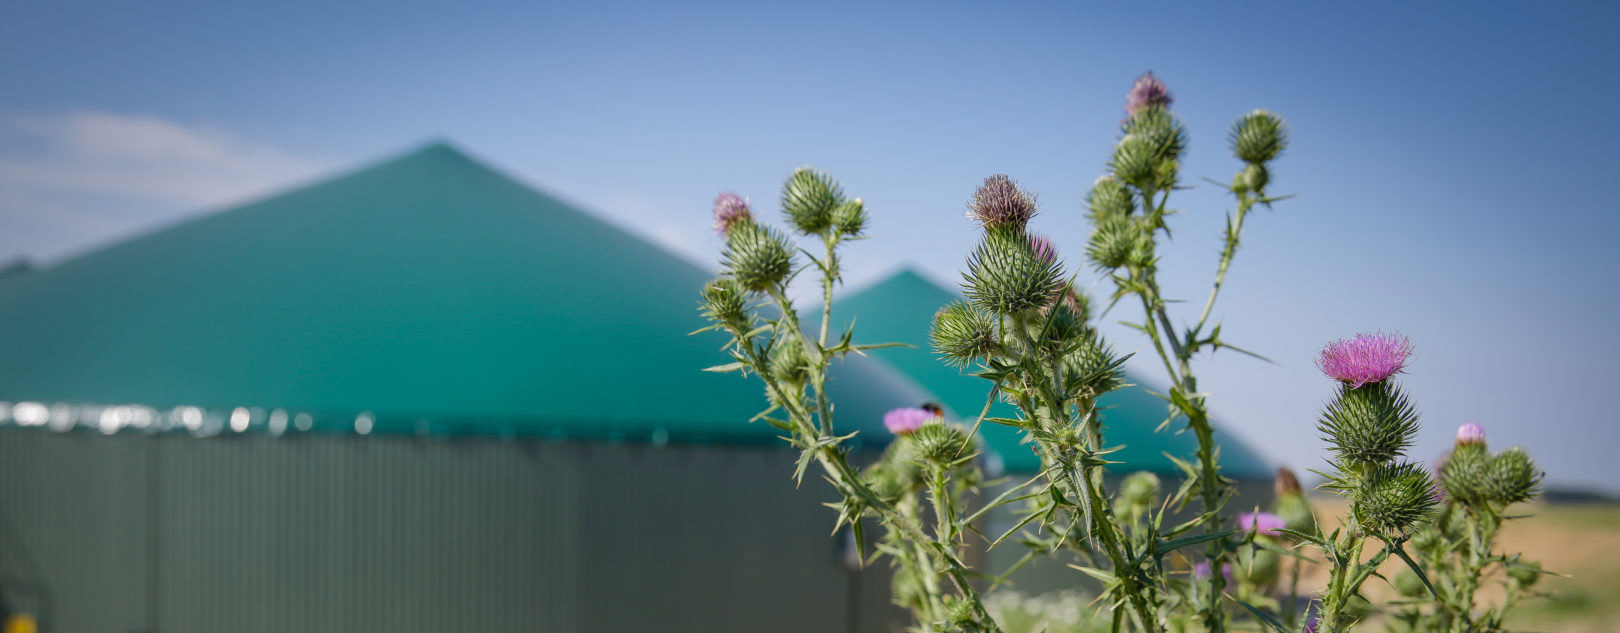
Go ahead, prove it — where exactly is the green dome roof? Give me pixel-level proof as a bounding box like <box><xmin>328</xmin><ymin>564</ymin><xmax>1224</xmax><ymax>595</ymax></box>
<box><xmin>0</xmin><ymin>143</ymin><xmax>929</xmax><ymax>444</ymax></box>
<box><xmin>830</xmin><ymin>268</ymin><xmax>1271</xmax><ymax>476</ymax></box>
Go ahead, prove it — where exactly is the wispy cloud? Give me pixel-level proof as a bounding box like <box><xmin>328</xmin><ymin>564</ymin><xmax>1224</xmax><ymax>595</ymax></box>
<box><xmin>1</xmin><ymin>112</ymin><xmax>329</xmax><ymax>205</ymax></box>
<box><xmin>0</xmin><ymin>112</ymin><xmax>331</xmax><ymax>261</ymax></box>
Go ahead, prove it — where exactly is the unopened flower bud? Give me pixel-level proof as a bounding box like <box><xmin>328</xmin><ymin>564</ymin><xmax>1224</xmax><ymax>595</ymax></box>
<box><xmin>832</xmin><ymin>197</ymin><xmax>866</xmax><ymax>237</ymax></box>
<box><xmin>1085</xmin><ymin>175</ymin><xmax>1136</xmax><ymax>221</ymax></box>
<box><xmin>930</xmin><ymin>301</ymin><xmax>999</xmax><ymax>367</ymax></box>
<box><xmin>1441</xmin><ymin>443</ymin><xmax>1490</xmax><ymax>505</ymax></box>
<box><xmin>1393</xmin><ymin>569</ymin><xmax>1427</xmax><ymax>598</ymax></box>
<box><xmin>768</xmin><ymin>336</ymin><xmax>811</xmax><ymax>386</ymax></box>
<box><xmin>1353</xmin><ymin>462</ymin><xmax>1437</xmax><ymax>536</ymax></box>
<box><xmin>1485</xmin><ymin>447</ymin><xmax>1542</xmax><ymax>505</ymax></box>
<box><xmin>1111</xmin><ymin>134</ymin><xmax>1159</xmax><ymax>187</ymax></box>
<box><xmin>1455</xmin><ymin>422</ymin><xmax>1485</xmax><ymax>446</ymax></box>
<box><xmin>910</xmin><ymin>422</ymin><xmax>970</xmax><ymax>466</ymax></box>
<box><xmin>780</xmin><ymin>168</ymin><xmax>843</xmax><ymax>235</ymax></box>
<box><xmin>1230</xmin><ymin>109</ymin><xmax>1288</xmax><ymax>164</ymax></box>
<box><xmin>1113</xmin><ymin>471</ymin><xmax>1161</xmax><ymax>520</ymax></box>
<box><xmin>1507</xmin><ymin>561</ymin><xmax>1543</xmax><ymax>590</ymax></box>
<box><xmin>721</xmin><ymin>221</ymin><xmax>794</xmax><ymax>292</ymax></box>
<box><xmin>699</xmin><ymin>278</ymin><xmax>750</xmax><ymax>332</ymax></box>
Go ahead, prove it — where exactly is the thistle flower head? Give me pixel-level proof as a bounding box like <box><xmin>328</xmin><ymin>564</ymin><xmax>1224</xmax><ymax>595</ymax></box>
<box><xmin>1456</xmin><ymin>422</ymin><xmax>1486</xmax><ymax>446</ymax></box>
<box><xmin>712</xmin><ymin>191</ymin><xmax>753</xmax><ymax>234</ymax></box>
<box><xmin>1238</xmin><ymin>511</ymin><xmax>1286</xmax><ymax>537</ymax></box>
<box><xmin>1125</xmin><ymin>71</ymin><xmax>1172</xmax><ymax>117</ymax></box>
<box><xmin>963</xmin><ymin>225</ymin><xmax>1064</xmax><ymax>315</ymax></box>
<box><xmin>884</xmin><ymin>407</ymin><xmax>937</xmax><ymax>436</ymax></box>
<box><xmin>931</xmin><ymin>301</ymin><xmax>999</xmax><ymax>367</ymax></box>
<box><xmin>1485</xmin><ymin>447</ymin><xmax>1542</xmax><ymax>505</ymax></box>
<box><xmin>1317</xmin><ymin>332</ymin><xmax>1414</xmax><ymax>388</ymax></box>
<box><xmin>1193</xmin><ymin>561</ymin><xmax>1234</xmax><ymax>584</ymax></box>
<box><xmin>1352</xmin><ymin>461</ymin><xmax>1437</xmax><ymax>536</ymax></box>
<box><xmin>966</xmin><ymin>174</ymin><xmax>1038</xmax><ymax>229</ymax></box>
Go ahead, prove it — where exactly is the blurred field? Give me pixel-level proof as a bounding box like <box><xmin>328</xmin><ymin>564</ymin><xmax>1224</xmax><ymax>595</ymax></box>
<box><xmin>1303</xmin><ymin>498</ymin><xmax>1620</xmax><ymax>633</ymax></box>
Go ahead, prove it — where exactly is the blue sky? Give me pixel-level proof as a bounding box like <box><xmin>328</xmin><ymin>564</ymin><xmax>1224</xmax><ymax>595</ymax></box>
<box><xmin>2</xmin><ymin>1</ymin><xmax>1617</xmax><ymax>493</ymax></box>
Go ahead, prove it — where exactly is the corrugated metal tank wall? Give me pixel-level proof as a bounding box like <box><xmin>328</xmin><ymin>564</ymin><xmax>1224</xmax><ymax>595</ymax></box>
<box><xmin>0</xmin><ymin>430</ymin><xmax>902</xmax><ymax>633</ymax></box>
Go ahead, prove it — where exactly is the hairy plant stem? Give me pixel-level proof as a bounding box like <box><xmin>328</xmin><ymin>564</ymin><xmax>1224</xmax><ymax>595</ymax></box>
<box><xmin>1130</xmin><ymin>186</ymin><xmax>1232</xmax><ymax>633</ymax></box>
<box><xmin>1320</xmin><ymin>535</ymin><xmax>1366</xmax><ymax>633</ymax></box>
<box><xmin>1010</xmin><ymin>313</ymin><xmax>1162</xmax><ymax>633</ymax></box>
<box><xmin>759</xmin><ymin>285</ymin><xmax>1003</xmax><ymax>632</ymax></box>
<box><xmin>1450</xmin><ymin>507</ymin><xmax>1499</xmax><ymax>633</ymax></box>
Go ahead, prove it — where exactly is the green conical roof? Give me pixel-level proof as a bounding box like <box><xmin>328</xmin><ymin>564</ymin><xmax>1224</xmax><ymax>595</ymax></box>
<box><xmin>0</xmin><ymin>143</ymin><xmax>929</xmax><ymax>444</ymax></box>
<box><xmin>830</xmin><ymin>268</ymin><xmax>1271</xmax><ymax>476</ymax></box>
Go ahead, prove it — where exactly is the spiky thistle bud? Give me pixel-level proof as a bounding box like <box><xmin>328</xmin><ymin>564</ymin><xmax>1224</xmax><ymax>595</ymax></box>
<box><xmin>1110</xmin><ymin>134</ymin><xmax>1159</xmax><ymax>188</ymax></box>
<box><xmin>966</xmin><ymin>174</ymin><xmax>1038</xmax><ymax>229</ymax></box>
<box><xmin>1485</xmin><ymin>447</ymin><xmax>1542</xmax><ymax>505</ymax></box>
<box><xmin>1063</xmin><ymin>330</ymin><xmax>1124</xmax><ymax>398</ymax></box>
<box><xmin>963</xmin><ymin>225</ymin><xmax>1064</xmax><ymax>316</ymax></box>
<box><xmin>1507</xmin><ymin>560</ymin><xmax>1543</xmax><ymax>591</ymax></box>
<box><xmin>1086</xmin><ymin>175</ymin><xmax>1136</xmax><ymax>222</ymax></box>
<box><xmin>931</xmin><ymin>301</ymin><xmax>999</xmax><ymax>367</ymax></box>
<box><xmin>768</xmin><ymin>335</ymin><xmax>811</xmax><ymax>386</ymax></box>
<box><xmin>1318</xmin><ymin>381</ymin><xmax>1421</xmax><ymax>466</ymax></box>
<box><xmin>1231</xmin><ymin>109</ymin><xmax>1288</xmax><ymax>164</ymax></box>
<box><xmin>1122</xmin><ymin>106</ymin><xmax>1188</xmax><ymax>163</ymax></box>
<box><xmin>1124</xmin><ymin>71</ymin><xmax>1173</xmax><ymax>118</ymax></box>
<box><xmin>780</xmin><ymin>168</ymin><xmax>843</xmax><ymax>235</ymax></box>
<box><xmin>1033</xmin><ymin>296</ymin><xmax>1087</xmax><ymax>350</ymax></box>
<box><xmin>1393</xmin><ymin>569</ymin><xmax>1428</xmax><ymax>598</ymax></box>
<box><xmin>712</xmin><ymin>191</ymin><xmax>754</xmax><ymax>234</ymax></box>
<box><xmin>1086</xmin><ymin>217</ymin><xmax>1145</xmax><ymax>270</ymax></box>
<box><xmin>910</xmin><ymin>422</ymin><xmax>971</xmax><ymax>466</ymax></box>
<box><xmin>699</xmin><ymin>277</ymin><xmax>750</xmax><ymax>332</ymax></box>
<box><xmin>1352</xmin><ymin>461</ymin><xmax>1437</xmax><ymax>536</ymax></box>
<box><xmin>721</xmin><ymin>221</ymin><xmax>794</xmax><ymax>292</ymax></box>
<box><xmin>1234</xmin><ymin>544</ymin><xmax>1281</xmax><ymax>587</ymax></box>
<box><xmin>1317</xmin><ymin>332</ymin><xmax>1413</xmax><ymax>389</ymax></box>
<box><xmin>1441</xmin><ymin>443</ymin><xmax>1491</xmax><ymax>505</ymax></box>
<box><xmin>832</xmin><ymin>197</ymin><xmax>867</xmax><ymax>237</ymax></box>
<box><xmin>862</xmin><ymin>460</ymin><xmax>909</xmax><ymax>504</ymax></box>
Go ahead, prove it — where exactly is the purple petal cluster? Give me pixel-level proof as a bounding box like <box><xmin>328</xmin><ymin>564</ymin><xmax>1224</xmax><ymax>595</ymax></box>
<box><xmin>966</xmin><ymin>174</ymin><xmax>1038</xmax><ymax>228</ymax></box>
<box><xmin>712</xmin><ymin>191</ymin><xmax>753</xmax><ymax>234</ymax></box>
<box><xmin>1316</xmin><ymin>332</ymin><xmax>1413</xmax><ymax>388</ymax></box>
<box><xmin>1238</xmin><ymin>511</ymin><xmax>1286</xmax><ymax>536</ymax></box>
<box><xmin>884</xmin><ymin>407</ymin><xmax>937</xmax><ymax>435</ymax></box>
<box><xmin>1125</xmin><ymin>71</ymin><xmax>1173</xmax><ymax>117</ymax></box>
<box><xmin>1455</xmin><ymin>422</ymin><xmax>1485</xmax><ymax>445</ymax></box>
<box><xmin>1027</xmin><ymin>233</ymin><xmax>1057</xmax><ymax>265</ymax></box>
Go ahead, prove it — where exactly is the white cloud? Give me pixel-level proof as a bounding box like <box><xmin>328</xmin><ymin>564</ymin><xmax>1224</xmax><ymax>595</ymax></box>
<box><xmin>0</xmin><ymin>112</ymin><xmax>329</xmax><ymax>206</ymax></box>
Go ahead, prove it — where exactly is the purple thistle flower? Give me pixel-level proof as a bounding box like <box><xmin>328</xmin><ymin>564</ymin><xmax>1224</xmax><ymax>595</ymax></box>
<box><xmin>1316</xmin><ymin>332</ymin><xmax>1413</xmax><ymax>388</ymax></box>
<box><xmin>712</xmin><ymin>191</ymin><xmax>753</xmax><ymax>235</ymax></box>
<box><xmin>1238</xmin><ymin>511</ymin><xmax>1287</xmax><ymax>536</ymax></box>
<box><xmin>1304</xmin><ymin>615</ymin><xmax>1320</xmax><ymax>633</ymax></box>
<box><xmin>1125</xmin><ymin>71</ymin><xmax>1173</xmax><ymax>118</ymax></box>
<box><xmin>1028</xmin><ymin>233</ymin><xmax>1057</xmax><ymax>265</ymax></box>
<box><xmin>884</xmin><ymin>407</ymin><xmax>937</xmax><ymax>435</ymax></box>
<box><xmin>966</xmin><ymin>174</ymin><xmax>1038</xmax><ymax>228</ymax></box>
<box><xmin>1456</xmin><ymin>422</ymin><xmax>1485</xmax><ymax>445</ymax></box>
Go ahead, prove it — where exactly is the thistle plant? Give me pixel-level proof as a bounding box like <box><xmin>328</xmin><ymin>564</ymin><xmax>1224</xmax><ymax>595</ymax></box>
<box><xmin>1303</xmin><ymin>333</ymin><xmax>1439</xmax><ymax>633</ymax></box>
<box><xmin>1083</xmin><ymin>72</ymin><xmax>1292</xmax><ymax>633</ymax></box>
<box><xmin>1390</xmin><ymin>424</ymin><xmax>1547</xmax><ymax>633</ymax></box>
<box><xmin>692</xmin><ymin>72</ymin><xmax>1549</xmax><ymax>633</ymax></box>
<box><xmin>697</xmin><ymin>171</ymin><xmax>1004</xmax><ymax>632</ymax></box>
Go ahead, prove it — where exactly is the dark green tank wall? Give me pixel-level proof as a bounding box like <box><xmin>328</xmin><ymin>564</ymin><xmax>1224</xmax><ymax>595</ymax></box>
<box><xmin>0</xmin><ymin>429</ymin><xmax>902</xmax><ymax>633</ymax></box>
